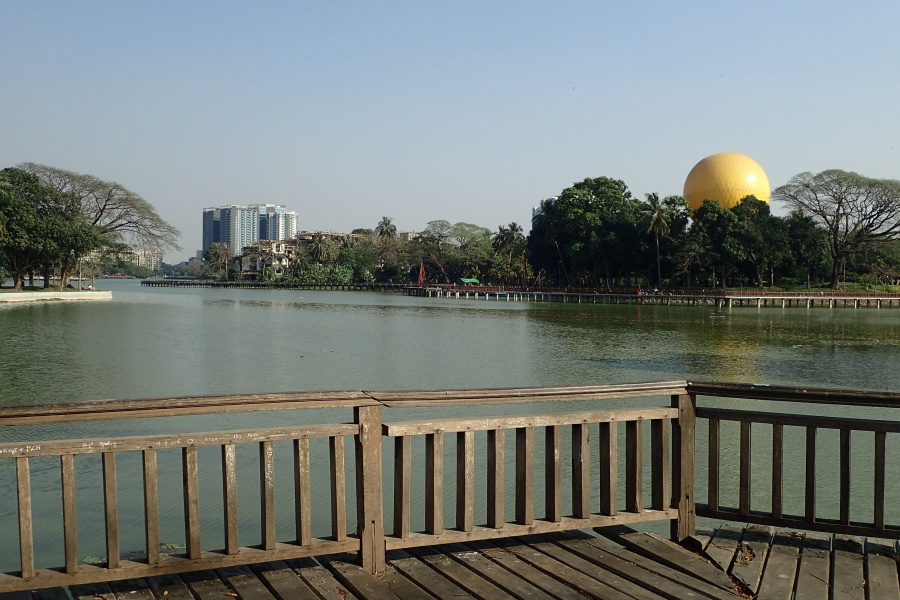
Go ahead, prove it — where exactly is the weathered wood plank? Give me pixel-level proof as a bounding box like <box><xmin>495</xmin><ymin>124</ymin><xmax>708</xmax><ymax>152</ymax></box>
<box><xmin>456</xmin><ymin>431</ymin><xmax>474</xmax><ymax>532</ymax></box>
<box><xmin>182</xmin><ymin>446</ymin><xmax>200</xmax><ymax>560</ymax></box>
<box><xmin>142</xmin><ymin>449</ymin><xmax>160</xmax><ymax>565</ymax></box>
<box><xmin>486</xmin><ymin>429</ymin><xmax>504</xmax><ymax>529</ymax></box>
<box><xmin>102</xmin><ymin>452</ymin><xmax>119</xmax><ymax>570</ymax></box>
<box><xmin>287</xmin><ymin>557</ymin><xmax>359</xmax><ymax>600</ymax></box>
<box><xmin>383</xmin><ymin>407</ymin><xmax>678</xmax><ymax>436</ymax></box>
<box><xmin>519</xmin><ymin>536</ymin><xmax>662</xmax><ymax>600</ymax></box>
<box><xmin>324</xmin><ymin>559</ymin><xmax>401</xmax><ymax>600</ymax></box>
<box><xmin>393</xmin><ymin>436</ymin><xmax>411</xmax><ymax>538</ymax></box>
<box><xmin>583</xmin><ymin>537</ymin><xmax>738</xmax><ymax>600</ymax></box>
<box><xmin>407</xmin><ymin>546</ymin><xmax>518</xmax><ymax>600</ymax></box>
<box><xmin>671</xmin><ymin>393</ymin><xmax>696</xmax><ymax>541</ymax></box>
<box><xmin>625</xmin><ymin>420</ymin><xmax>643</xmax><ymax>513</ymax></box>
<box><xmin>772</xmin><ymin>423</ymin><xmax>783</xmax><ymax>519</ymax></box>
<box><xmin>708</xmin><ymin>417</ymin><xmax>720</xmax><ymax>511</ymax></box>
<box><xmin>571</xmin><ymin>423</ymin><xmax>590</xmax><ymax>518</ymax></box>
<box><xmin>498</xmin><ymin>538</ymin><xmax>639</xmax><ymax>600</ymax></box>
<box><xmin>435</xmin><ymin>543</ymin><xmax>548</xmax><ymax>600</ymax></box>
<box><xmin>107</xmin><ymin>577</ymin><xmax>156</xmax><ymax>600</ymax></box>
<box><xmin>69</xmin><ymin>581</ymin><xmax>115</xmax><ymax>600</ymax></box>
<box><xmin>425</xmin><ymin>433</ymin><xmax>444</xmax><ymax>535</ymax></box>
<box><xmin>875</xmin><ymin>431</ymin><xmax>887</xmax><ymax>529</ymax></box>
<box><xmin>794</xmin><ymin>533</ymin><xmax>830</xmax><ymax>600</ymax></box>
<box><xmin>387</xmin><ymin>550</ymin><xmax>474</xmax><ymax>600</ymax></box>
<box><xmin>596</xmin><ymin>526</ymin><xmax>736</xmax><ymax>593</ymax></box>
<box><xmin>144</xmin><ymin>573</ymin><xmax>195</xmax><ymax>600</ymax></box>
<box><xmin>739</xmin><ymin>421</ymin><xmax>751</xmax><ymax>516</ymax></box>
<box><xmin>755</xmin><ymin>530</ymin><xmax>802</xmax><ymax>600</ymax></box>
<box><xmin>466</xmin><ymin>539</ymin><xmax>587</xmax><ymax>600</ymax></box>
<box><xmin>330</xmin><ymin>435</ymin><xmax>347</xmax><ymax>541</ymax></box>
<box><xmin>217</xmin><ymin>564</ymin><xmax>279</xmax><ymax>600</ymax></box>
<box><xmin>729</xmin><ymin>524</ymin><xmax>772</xmax><ymax>596</ymax></box>
<box><xmin>31</xmin><ymin>589</ymin><xmax>69</xmax><ymax>600</ymax></box>
<box><xmin>831</xmin><ymin>535</ymin><xmax>864</xmax><ymax>600</ymax></box>
<box><xmin>544</xmin><ymin>425</ymin><xmax>562</xmax><ymax>522</ymax></box>
<box><xmin>703</xmin><ymin>523</ymin><xmax>742</xmax><ymax>574</ymax></box>
<box><xmin>805</xmin><ymin>427</ymin><xmax>817</xmax><ymax>524</ymax></box>
<box><xmin>651</xmin><ymin>418</ymin><xmax>670</xmax><ymax>512</ymax></box>
<box><xmin>260</xmin><ymin>441</ymin><xmax>277</xmax><ymax>550</ymax></box>
<box><xmin>355</xmin><ymin>405</ymin><xmax>386</xmax><ymax>572</ymax></box>
<box><xmin>180</xmin><ymin>569</ymin><xmax>233</xmax><ymax>600</ymax></box>
<box><xmin>515</xmin><ymin>427</ymin><xmax>534</xmax><ymax>525</ymax></box>
<box><xmin>60</xmin><ymin>454</ymin><xmax>78</xmax><ymax>574</ymax></box>
<box><xmin>375</xmin><ymin>565</ymin><xmax>439</xmax><ymax>600</ymax></box>
<box><xmin>865</xmin><ymin>538</ymin><xmax>900</xmax><ymax>600</ymax></box>
<box><xmin>249</xmin><ymin>561</ymin><xmax>320</xmax><ymax>600</ymax></box>
<box><xmin>220</xmin><ymin>444</ymin><xmax>238</xmax><ymax>555</ymax></box>
<box><xmin>294</xmin><ymin>438</ymin><xmax>312</xmax><ymax>546</ymax></box>
<box><xmin>599</xmin><ymin>421</ymin><xmax>617</xmax><ymax>516</ymax></box>
<box><xmin>840</xmin><ymin>430</ymin><xmax>851</xmax><ymax>526</ymax></box>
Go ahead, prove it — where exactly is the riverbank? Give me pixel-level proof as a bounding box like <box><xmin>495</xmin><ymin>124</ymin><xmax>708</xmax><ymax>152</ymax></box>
<box><xmin>0</xmin><ymin>289</ymin><xmax>112</xmax><ymax>303</ymax></box>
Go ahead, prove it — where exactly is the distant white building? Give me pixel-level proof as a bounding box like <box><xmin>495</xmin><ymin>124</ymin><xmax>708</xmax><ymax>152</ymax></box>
<box><xmin>202</xmin><ymin>204</ymin><xmax>299</xmax><ymax>256</ymax></box>
<box><xmin>130</xmin><ymin>249</ymin><xmax>162</xmax><ymax>270</ymax></box>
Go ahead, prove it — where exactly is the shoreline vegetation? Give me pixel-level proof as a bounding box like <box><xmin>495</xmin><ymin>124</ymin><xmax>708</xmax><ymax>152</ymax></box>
<box><xmin>0</xmin><ymin>286</ymin><xmax>111</xmax><ymax>303</ymax></box>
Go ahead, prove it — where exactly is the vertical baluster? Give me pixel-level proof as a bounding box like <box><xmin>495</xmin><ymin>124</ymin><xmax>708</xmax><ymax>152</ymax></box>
<box><xmin>874</xmin><ymin>431</ymin><xmax>886</xmax><ymax>530</ymax></box>
<box><xmin>487</xmin><ymin>429</ymin><xmax>505</xmax><ymax>528</ymax></box>
<box><xmin>671</xmin><ymin>393</ymin><xmax>696</xmax><ymax>541</ymax></box>
<box><xmin>260</xmin><ymin>441</ymin><xmax>276</xmax><ymax>550</ymax></box>
<box><xmin>515</xmin><ymin>427</ymin><xmax>534</xmax><ymax>525</ymax></box>
<box><xmin>354</xmin><ymin>405</ymin><xmax>385</xmax><ymax>573</ymax></box>
<box><xmin>599</xmin><ymin>421</ymin><xmax>618</xmax><ymax>516</ymax></box>
<box><xmin>330</xmin><ymin>436</ymin><xmax>347</xmax><ymax>541</ymax></box>
<box><xmin>220</xmin><ymin>444</ymin><xmax>238</xmax><ymax>554</ymax></box>
<box><xmin>651</xmin><ymin>419</ymin><xmax>670</xmax><ymax>511</ymax></box>
<box><xmin>545</xmin><ymin>426</ymin><xmax>562</xmax><ymax>522</ymax></box>
<box><xmin>16</xmin><ymin>456</ymin><xmax>34</xmax><ymax>579</ymax></box>
<box><xmin>805</xmin><ymin>426</ymin><xmax>817</xmax><ymax>523</ymax></box>
<box><xmin>626</xmin><ymin>420</ymin><xmax>643</xmax><ymax>513</ymax></box>
<box><xmin>739</xmin><ymin>421</ymin><xmax>752</xmax><ymax>516</ymax></box>
<box><xmin>426</xmin><ymin>432</ymin><xmax>444</xmax><ymax>534</ymax></box>
<box><xmin>572</xmin><ymin>423</ymin><xmax>591</xmax><ymax>518</ymax></box>
<box><xmin>103</xmin><ymin>452</ymin><xmax>120</xmax><ymax>569</ymax></box>
<box><xmin>394</xmin><ymin>436</ymin><xmax>411</xmax><ymax>538</ymax></box>
<box><xmin>772</xmin><ymin>424</ymin><xmax>783</xmax><ymax>520</ymax></box>
<box><xmin>839</xmin><ymin>429</ymin><xmax>851</xmax><ymax>526</ymax></box>
<box><xmin>457</xmin><ymin>431</ymin><xmax>475</xmax><ymax>531</ymax></box>
<box><xmin>294</xmin><ymin>437</ymin><xmax>312</xmax><ymax>546</ymax></box>
<box><xmin>143</xmin><ymin>449</ymin><xmax>161</xmax><ymax>564</ymax></box>
<box><xmin>708</xmin><ymin>418</ymin><xmax>720</xmax><ymax>511</ymax></box>
<box><xmin>182</xmin><ymin>446</ymin><xmax>201</xmax><ymax>559</ymax></box>
<box><xmin>61</xmin><ymin>454</ymin><xmax>79</xmax><ymax>573</ymax></box>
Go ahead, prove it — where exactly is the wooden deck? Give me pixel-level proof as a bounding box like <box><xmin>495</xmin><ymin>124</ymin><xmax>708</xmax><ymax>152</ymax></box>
<box><xmin>5</xmin><ymin>524</ymin><xmax>897</xmax><ymax>600</ymax></box>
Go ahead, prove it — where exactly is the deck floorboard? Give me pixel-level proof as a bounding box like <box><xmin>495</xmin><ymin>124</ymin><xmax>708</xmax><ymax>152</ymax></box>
<box><xmin>10</xmin><ymin>526</ymin><xmax>900</xmax><ymax>600</ymax></box>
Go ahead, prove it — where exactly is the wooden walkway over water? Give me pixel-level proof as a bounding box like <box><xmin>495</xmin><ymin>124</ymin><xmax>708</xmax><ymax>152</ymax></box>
<box><xmin>5</xmin><ymin>381</ymin><xmax>900</xmax><ymax>599</ymax></box>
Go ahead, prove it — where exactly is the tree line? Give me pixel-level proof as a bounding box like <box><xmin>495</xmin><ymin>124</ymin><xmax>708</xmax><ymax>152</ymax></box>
<box><xmin>0</xmin><ymin>164</ymin><xmax>180</xmax><ymax>289</ymax></box>
<box><xmin>202</xmin><ymin>169</ymin><xmax>900</xmax><ymax>291</ymax></box>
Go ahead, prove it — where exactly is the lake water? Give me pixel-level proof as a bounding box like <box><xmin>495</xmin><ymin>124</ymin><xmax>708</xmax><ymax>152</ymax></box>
<box><xmin>2</xmin><ymin>279</ymin><xmax>899</xmax><ymax>571</ymax></box>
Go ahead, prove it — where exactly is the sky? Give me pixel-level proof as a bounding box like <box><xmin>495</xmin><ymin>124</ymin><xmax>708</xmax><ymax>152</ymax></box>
<box><xmin>3</xmin><ymin>1</ymin><xmax>898</xmax><ymax>263</ymax></box>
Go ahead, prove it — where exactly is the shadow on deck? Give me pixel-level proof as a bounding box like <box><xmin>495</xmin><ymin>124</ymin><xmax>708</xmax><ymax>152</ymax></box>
<box><xmin>8</xmin><ymin>524</ymin><xmax>896</xmax><ymax>600</ymax></box>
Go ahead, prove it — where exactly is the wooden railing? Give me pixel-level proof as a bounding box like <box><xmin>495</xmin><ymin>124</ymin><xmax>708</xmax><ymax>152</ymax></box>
<box><xmin>688</xmin><ymin>381</ymin><xmax>900</xmax><ymax>539</ymax></box>
<box><xmin>3</xmin><ymin>380</ymin><xmax>900</xmax><ymax>592</ymax></box>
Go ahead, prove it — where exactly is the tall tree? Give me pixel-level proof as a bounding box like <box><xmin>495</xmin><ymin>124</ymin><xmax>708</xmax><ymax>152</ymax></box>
<box><xmin>642</xmin><ymin>193</ymin><xmax>670</xmax><ymax>288</ymax></box>
<box><xmin>773</xmin><ymin>170</ymin><xmax>900</xmax><ymax>288</ymax></box>
<box><xmin>376</xmin><ymin>216</ymin><xmax>397</xmax><ymax>240</ymax></box>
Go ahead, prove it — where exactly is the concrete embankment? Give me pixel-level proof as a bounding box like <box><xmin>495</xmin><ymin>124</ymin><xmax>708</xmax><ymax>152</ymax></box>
<box><xmin>0</xmin><ymin>290</ymin><xmax>112</xmax><ymax>303</ymax></box>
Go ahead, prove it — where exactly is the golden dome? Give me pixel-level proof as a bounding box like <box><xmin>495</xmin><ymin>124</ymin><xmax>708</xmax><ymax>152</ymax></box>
<box><xmin>683</xmin><ymin>152</ymin><xmax>770</xmax><ymax>212</ymax></box>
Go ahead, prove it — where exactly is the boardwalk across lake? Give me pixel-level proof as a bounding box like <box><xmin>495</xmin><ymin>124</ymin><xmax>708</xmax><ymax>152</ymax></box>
<box><xmin>5</xmin><ymin>525</ymin><xmax>897</xmax><ymax>600</ymax></box>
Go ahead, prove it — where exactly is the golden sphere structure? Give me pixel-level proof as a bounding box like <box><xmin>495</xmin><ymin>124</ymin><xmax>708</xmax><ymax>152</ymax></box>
<box><xmin>683</xmin><ymin>152</ymin><xmax>770</xmax><ymax>212</ymax></box>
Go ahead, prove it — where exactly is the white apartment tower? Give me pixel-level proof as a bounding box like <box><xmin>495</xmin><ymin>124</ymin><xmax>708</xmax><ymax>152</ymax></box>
<box><xmin>202</xmin><ymin>204</ymin><xmax>299</xmax><ymax>256</ymax></box>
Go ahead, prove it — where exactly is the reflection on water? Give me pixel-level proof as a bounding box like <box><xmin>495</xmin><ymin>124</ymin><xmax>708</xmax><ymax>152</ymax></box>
<box><xmin>3</xmin><ymin>279</ymin><xmax>900</xmax><ymax>571</ymax></box>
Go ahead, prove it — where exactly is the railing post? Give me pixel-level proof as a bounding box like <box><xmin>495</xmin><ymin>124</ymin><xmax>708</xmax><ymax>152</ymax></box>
<box><xmin>355</xmin><ymin>405</ymin><xmax>386</xmax><ymax>573</ymax></box>
<box><xmin>671</xmin><ymin>393</ymin><xmax>696</xmax><ymax>541</ymax></box>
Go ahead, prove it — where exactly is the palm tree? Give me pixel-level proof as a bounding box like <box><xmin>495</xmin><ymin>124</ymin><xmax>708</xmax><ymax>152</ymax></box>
<box><xmin>376</xmin><ymin>217</ymin><xmax>397</xmax><ymax>240</ymax></box>
<box><xmin>642</xmin><ymin>193</ymin><xmax>671</xmax><ymax>288</ymax></box>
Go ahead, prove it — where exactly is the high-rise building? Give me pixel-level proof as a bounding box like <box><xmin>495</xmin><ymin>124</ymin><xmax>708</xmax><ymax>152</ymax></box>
<box><xmin>201</xmin><ymin>204</ymin><xmax>299</xmax><ymax>256</ymax></box>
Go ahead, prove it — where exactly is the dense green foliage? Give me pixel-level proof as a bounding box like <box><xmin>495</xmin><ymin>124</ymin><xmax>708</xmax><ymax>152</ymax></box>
<box><xmin>0</xmin><ymin>164</ymin><xmax>180</xmax><ymax>288</ymax></box>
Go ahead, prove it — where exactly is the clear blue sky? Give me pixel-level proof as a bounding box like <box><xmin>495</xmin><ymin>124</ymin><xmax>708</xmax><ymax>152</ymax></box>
<box><xmin>3</xmin><ymin>1</ymin><xmax>898</xmax><ymax>262</ymax></box>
